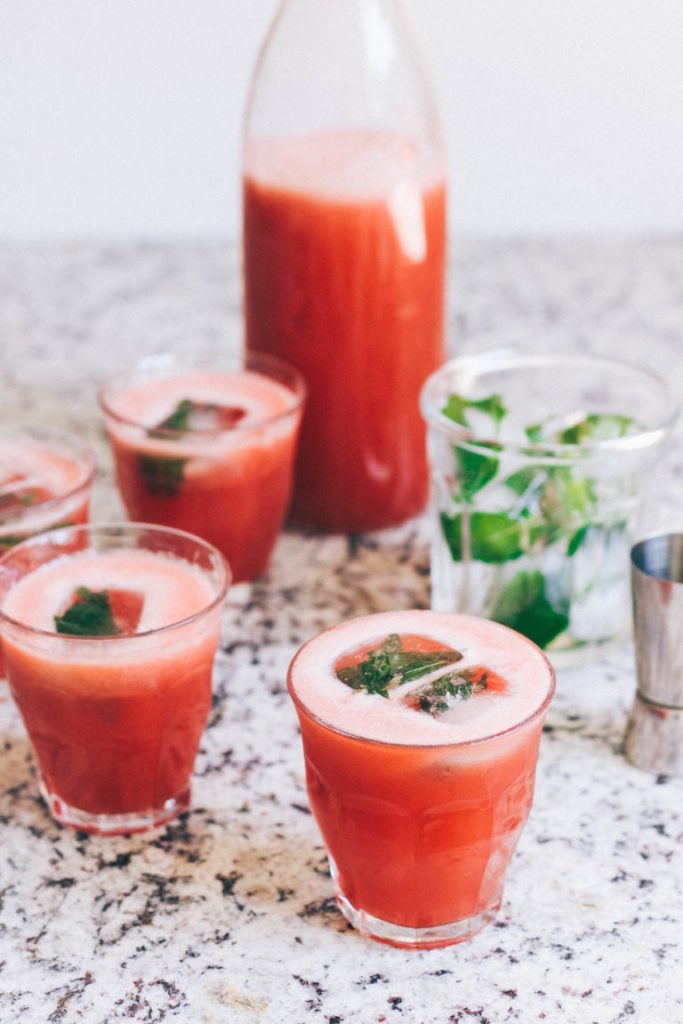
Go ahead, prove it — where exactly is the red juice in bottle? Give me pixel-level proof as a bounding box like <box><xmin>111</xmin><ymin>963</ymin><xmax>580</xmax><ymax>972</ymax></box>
<box><xmin>244</xmin><ymin>131</ymin><xmax>446</xmax><ymax>533</ymax></box>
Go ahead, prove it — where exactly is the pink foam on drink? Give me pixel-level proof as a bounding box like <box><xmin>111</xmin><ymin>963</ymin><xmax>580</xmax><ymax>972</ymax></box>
<box><xmin>245</xmin><ymin>130</ymin><xmax>444</xmax><ymax>200</ymax></box>
<box><xmin>3</xmin><ymin>549</ymin><xmax>216</xmax><ymax>636</ymax></box>
<box><xmin>106</xmin><ymin>370</ymin><xmax>297</xmax><ymax>464</ymax></box>
<box><xmin>110</xmin><ymin>370</ymin><xmax>293</xmax><ymax>432</ymax></box>
<box><xmin>290</xmin><ymin>611</ymin><xmax>554</xmax><ymax>745</ymax></box>
<box><xmin>0</xmin><ymin>440</ymin><xmax>84</xmax><ymax>503</ymax></box>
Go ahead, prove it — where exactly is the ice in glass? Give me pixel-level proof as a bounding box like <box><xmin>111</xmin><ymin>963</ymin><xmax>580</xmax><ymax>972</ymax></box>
<box><xmin>99</xmin><ymin>354</ymin><xmax>304</xmax><ymax>584</ymax></box>
<box><xmin>288</xmin><ymin>610</ymin><xmax>555</xmax><ymax>948</ymax></box>
<box><xmin>0</xmin><ymin>524</ymin><xmax>229</xmax><ymax>835</ymax></box>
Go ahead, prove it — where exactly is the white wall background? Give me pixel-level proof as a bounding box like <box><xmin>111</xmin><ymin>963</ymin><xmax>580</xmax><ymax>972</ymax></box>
<box><xmin>1</xmin><ymin>0</ymin><xmax>682</xmax><ymax>239</ymax></box>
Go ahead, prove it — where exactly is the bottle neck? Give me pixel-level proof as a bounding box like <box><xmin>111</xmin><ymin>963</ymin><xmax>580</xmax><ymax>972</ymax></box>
<box><xmin>246</xmin><ymin>0</ymin><xmax>441</xmax><ymax>149</ymax></box>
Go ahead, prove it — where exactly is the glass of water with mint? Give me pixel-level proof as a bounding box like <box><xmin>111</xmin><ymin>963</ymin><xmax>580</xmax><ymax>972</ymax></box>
<box><xmin>420</xmin><ymin>351</ymin><xmax>679</xmax><ymax>659</ymax></box>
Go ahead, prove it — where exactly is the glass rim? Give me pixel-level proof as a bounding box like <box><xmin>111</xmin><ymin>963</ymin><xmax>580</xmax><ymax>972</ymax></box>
<box><xmin>287</xmin><ymin>614</ymin><xmax>556</xmax><ymax>751</ymax></box>
<box><xmin>420</xmin><ymin>349</ymin><xmax>681</xmax><ymax>458</ymax></box>
<box><xmin>98</xmin><ymin>350</ymin><xmax>307</xmax><ymax>438</ymax></box>
<box><xmin>0</xmin><ymin>521</ymin><xmax>231</xmax><ymax>643</ymax></box>
<box><xmin>0</xmin><ymin>427</ymin><xmax>97</xmax><ymax>527</ymax></box>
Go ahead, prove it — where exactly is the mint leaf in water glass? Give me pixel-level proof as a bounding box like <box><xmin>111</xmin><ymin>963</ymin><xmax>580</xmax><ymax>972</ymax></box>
<box><xmin>440</xmin><ymin>510</ymin><xmax>526</xmax><ymax>563</ymax></box>
<box><xmin>455</xmin><ymin>443</ymin><xmax>501</xmax><ymax>502</ymax></box>
<box><xmin>526</xmin><ymin>411</ymin><xmax>637</xmax><ymax>446</ymax></box>
<box><xmin>442</xmin><ymin>392</ymin><xmax>507</xmax><ymax>430</ymax></box>
<box><xmin>558</xmin><ymin>413</ymin><xmax>636</xmax><ymax>445</ymax></box>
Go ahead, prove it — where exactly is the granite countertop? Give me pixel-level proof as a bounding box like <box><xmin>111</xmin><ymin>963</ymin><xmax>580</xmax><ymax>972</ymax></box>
<box><xmin>0</xmin><ymin>240</ymin><xmax>682</xmax><ymax>1023</ymax></box>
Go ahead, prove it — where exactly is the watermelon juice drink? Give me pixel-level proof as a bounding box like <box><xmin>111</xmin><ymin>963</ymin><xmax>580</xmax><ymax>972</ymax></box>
<box><xmin>99</xmin><ymin>354</ymin><xmax>304</xmax><ymax>583</ymax></box>
<box><xmin>0</xmin><ymin>429</ymin><xmax>95</xmax><ymax>551</ymax></box>
<box><xmin>288</xmin><ymin>610</ymin><xmax>555</xmax><ymax>948</ymax></box>
<box><xmin>0</xmin><ymin>430</ymin><xmax>95</xmax><ymax>677</ymax></box>
<box><xmin>244</xmin><ymin>131</ymin><xmax>447</xmax><ymax>533</ymax></box>
<box><xmin>0</xmin><ymin>524</ymin><xmax>229</xmax><ymax>835</ymax></box>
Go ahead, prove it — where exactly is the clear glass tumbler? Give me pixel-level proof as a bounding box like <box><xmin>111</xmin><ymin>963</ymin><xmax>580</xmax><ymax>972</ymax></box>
<box><xmin>288</xmin><ymin>609</ymin><xmax>555</xmax><ymax>948</ymax></box>
<box><xmin>420</xmin><ymin>351</ymin><xmax>679</xmax><ymax>658</ymax></box>
<box><xmin>0</xmin><ymin>523</ymin><xmax>230</xmax><ymax>835</ymax></box>
<box><xmin>99</xmin><ymin>352</ymin><xmax>304</xmax><ymax>584</ymax></box>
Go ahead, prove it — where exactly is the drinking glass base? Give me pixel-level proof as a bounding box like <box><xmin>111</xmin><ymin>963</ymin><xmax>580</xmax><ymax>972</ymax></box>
<box><xmin>333</xmin><ymin>878</ymin><xmax>500</xmax><ymax>949</ymax></box>
<box><xmin>39</xmin><ymin>778</ymin><xmax>191</xmax><ymax>836</ymax></box>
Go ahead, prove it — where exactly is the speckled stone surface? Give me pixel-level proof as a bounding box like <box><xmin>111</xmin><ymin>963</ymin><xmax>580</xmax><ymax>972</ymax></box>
<box><xmin>0</xmin><ymin>240</ymin><xmax>682</xmax><ymax>1024</ymax></box>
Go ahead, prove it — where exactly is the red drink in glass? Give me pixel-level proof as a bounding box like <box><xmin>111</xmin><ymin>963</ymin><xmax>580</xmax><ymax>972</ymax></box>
<box><xmin>0</xmin><ymin>429</ymin><xmax>95</xmax><ymax>551</ymax></box>
<box><xmin>288</xmin><ymin>610</ymin><xmax>555</xmax><ymax>948</ymax></box>
<box><xmin>244</xmin><ymin>131</ymin><xmax>446</xmax><ymax>533</ymax></box>
<box><xmin>0</xmin><ymin>524</ymin><xmax>229</xmax><ymax>834</ymax></box>
<box><xmin>99</xmin><ymin>354</ymin><xmax>304</xmax><ymax>584</ymax></box>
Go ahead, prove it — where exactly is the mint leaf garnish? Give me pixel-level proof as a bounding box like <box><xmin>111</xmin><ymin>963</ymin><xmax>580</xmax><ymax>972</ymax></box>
<box><xmin>566</xmin><ymin>524</ymin><xmax>590</xmax><ymax>557</ymax></box>
<box><xmin>140</xmin><ymin>398</ymin><xmax>248</xmax><ymax>497</ymax></box>
<box><xmin>54</xmin><ymin>587</ymin><xmax>121</xmax><ymax>637</ymax></box>
<box><xmin>0</xmin><ymin>489</ymin><xmax>37</xmax><ymax>510</ymax></box>
<box><xmin>491</xmin><ymin>570</ymin><xmax>569</xmax><ymax>649</ymax></box>
<box><xmin>455</xmin><ymin>443</ymin><xmax>501</xmax><ymax>502</ymax></box>
<box><xmin>151</xmin><ymin>398</ymin><xmax>196</xmax><ymax>436</ymax></box>
<box><xmin>150</xmin><ymin>398</ymin><xmax>247</xmax><ymax>438</ymax></box>
<box><xmin>526</xmin><ymin>412</ymin><xmax>636</xmax><ymax>446</ymax></box>
<box><xmin>336</xmin><ymin>634</ymin><xmax>462</xmax><ymax>698</ymax></box>
<box><xmin>0</xmin><ymin>534</ymin><xmax>28</xmax><ymax>548</ymax></box>
<box><xmin>440</xmin><ymin>511</ymin><xmax>527</xmax><ymax>563</ymax></box>
<box><xmin>405</xmin><ymin>668</ymin><xmax>489</xmax><ymax>716</ymax></box>
<box><xmin>558</xmin><ymin>413</ymin><xmax>635</xmax><ymax>444</ymax></box>
<box><xmin>441</xmin><ymin>393</ymin><xmax>506</xmax><ymax>501</ymax></box>
<box><xmin>137</xmin><ymin>453</ymin><xmax>186</xmax><ymax>498</ymax></box>
<box><xmin>442</xmin><ymin>393</ymin><xmax>507</xmax><ymax>430</ymax></box>
<box><xmin>441</xmin><ymin>399</ymin><xmax>639</xmax><ymax>649</ymax></box>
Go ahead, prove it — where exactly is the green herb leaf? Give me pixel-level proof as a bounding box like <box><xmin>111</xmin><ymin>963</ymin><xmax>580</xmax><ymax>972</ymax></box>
<box><xmin>0</xmin><ymin>487</ymin><xmax>42</xmax><ymax>515</ymax></box>
<box><xmin>0</xmin><ymin>534</ymin><xmax>27</xmax><ymax>548</ymax></box>
<box><xmin>525</xmin><ymin>422</ymin><xmax>544</xmax><ymax>443</ymax></box>
<box><xmin>502</xmin><ymin>464</ymin><xmax>595</xmax><ymax>548</ymax></box>
<box><xmin>558</xmin><ymin>413</ymin><xmax>636</xmax><ymax>445</ymax></box>
<box><xmin>455</xmin><ymin>443</ymin><xmax>500</xmax><ymax>502</ymax></box>
<box><xmin>538</xmin><ymin>468</ymin><xmax>594</xmax><ymax>533</ymax></box>
<box><xmin>440</xmin><ymin>511</ymin><xmax>525</xmax><ymax>563</ymax></box>
<box><xmin>442</xmin><ymin>392</ymin><xmax>507</xmax><ymax>430</ymax></box>
<box><xmin>336</xmin><ymin>633</ymin><xmax>462</xmax><ymax>697</ymax></box>
<box><xmin>526</xmin><ymin>412</ymin><xmax>637</xmax><ymax>446</ymax></box>
<box><xmin>137</xmin><ymin>453</ymin><xmax>187</xmax><ymax>498</ymax></box>
<box><xmin>491</xmin><ymin>570</ymin><xmax>569</xmax><ymax>649</ymax></box>
<box><xmin>54</xmin><ymin>587</ymin><xmax>121</xmax><ymax>637</ymax></box>
<box><xmin>566</xmin><ymin>524</ymin><xmax>590</xmax><ymax>557</ymax></box>
<box><xmin>504</xmin><ymin>467</ymin><xmax>545</xmax><ymax>497</ymax></box>
<box><xmin>150</xmin><ymin>398</ymin><xmax>196</xmax><ymax>436</ymax></box>
<box><xmin>150</xmin><ymin>398</ymin><xmax>247</xmax><ymax>438</ymax></box>
<box><xmin>406</xmin><ymin>668</ymin><xmax>489</xmax><ymax>716</ymax></box>
<box><xmin>140</xmin><ymin>399</ymin><xmax>195</xmax><ymax>496</ymax></box>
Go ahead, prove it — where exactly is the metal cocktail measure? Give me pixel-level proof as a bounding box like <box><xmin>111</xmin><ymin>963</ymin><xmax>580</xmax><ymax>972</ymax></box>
<box><xmin>625</xmin><ymin>533</ymin><xmax>683</xmax><ymax>776</ymax></box>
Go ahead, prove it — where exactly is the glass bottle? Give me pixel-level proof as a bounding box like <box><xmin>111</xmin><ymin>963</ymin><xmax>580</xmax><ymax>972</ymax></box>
<box><xmin>243</xmin><ymin>0</ymin><xmax>447</xmax><ymax>533</ymax></box>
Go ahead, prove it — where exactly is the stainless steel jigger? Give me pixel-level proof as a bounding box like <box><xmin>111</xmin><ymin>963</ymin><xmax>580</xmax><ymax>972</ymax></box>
<box><xmin>625</xmin><ymin>533</ymin><xmax>683</xmax><ymax>776</ymax></box>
